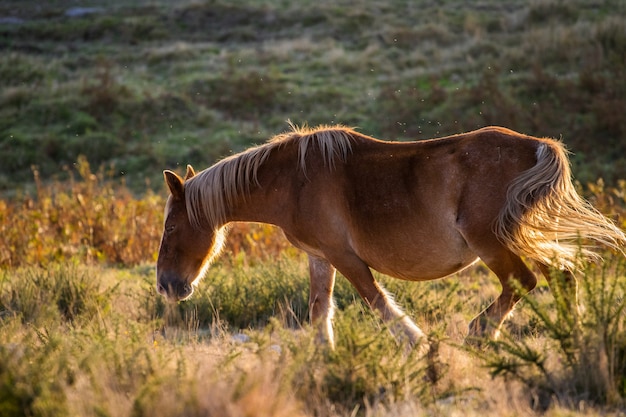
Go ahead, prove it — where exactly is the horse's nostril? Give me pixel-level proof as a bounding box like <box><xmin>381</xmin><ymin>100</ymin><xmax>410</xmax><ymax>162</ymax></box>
<box><xmin>181</xmin><ymin>283</ymin><xmax>194</xmax><ymax>299</ymax></box>
<box><xmin>156</xmin><ymin>275</ymin><xmax>193</xmax><ymax>301</ymax></box>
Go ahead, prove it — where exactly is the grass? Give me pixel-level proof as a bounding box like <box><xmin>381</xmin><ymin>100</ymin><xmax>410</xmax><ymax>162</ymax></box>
<box><xmin>477</xmin><ymin>258</ymin><xmax>626</xmax><ymax>410</ymax></box>
<box><xmin>1</xmin><ymin>253</ymin><xmax>626</xmax><ymax>416</ymax></box>
<box><xmin>1</xmin><ymin>0</ymin><xmax>626</xmax><ymax>190</ymax></box>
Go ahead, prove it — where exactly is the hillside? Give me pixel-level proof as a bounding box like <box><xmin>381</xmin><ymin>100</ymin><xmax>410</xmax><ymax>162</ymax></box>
<box><xmin>1</xmin><ymin>0</ymin><xmax>625</xmax><ymax>193</ymax></box>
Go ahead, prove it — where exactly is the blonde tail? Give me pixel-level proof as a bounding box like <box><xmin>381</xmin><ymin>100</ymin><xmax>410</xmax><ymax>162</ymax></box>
<box><xmin>494</xmin><ymin>140</ymin><xmax>626</xmax><ymax>270</ymax></box>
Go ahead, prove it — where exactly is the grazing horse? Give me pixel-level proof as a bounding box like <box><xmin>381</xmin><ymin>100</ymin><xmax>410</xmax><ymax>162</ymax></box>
<box><xmin>156</xmin><ymin>125</ymin><xmax>625</xmax><ymax>348</ymax></box>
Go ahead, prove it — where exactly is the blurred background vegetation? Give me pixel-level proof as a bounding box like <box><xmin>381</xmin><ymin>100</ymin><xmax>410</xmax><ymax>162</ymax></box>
<box><xmin>1</xmin><ymin>0</ymin><xmax>625</xmax><ymax>194</ymax></box>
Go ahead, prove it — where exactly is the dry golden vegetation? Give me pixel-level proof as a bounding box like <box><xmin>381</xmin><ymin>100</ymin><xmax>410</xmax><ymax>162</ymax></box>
<box><xmin>1</xmin><ymin>158</ymin><xmax>624</xmax><ymax>270</ymax></box>
<box><xmin>0</xmin><ymin>158</ymin><xmax>290</xmax><ymax>269</ymax></box>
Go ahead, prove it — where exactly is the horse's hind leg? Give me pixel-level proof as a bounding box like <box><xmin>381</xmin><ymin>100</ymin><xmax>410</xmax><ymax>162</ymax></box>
<box><xmin>468</xmin><ymin>251</ymin><xmax>537</xmax><ymax>340</ymax></box>
<box><xmin>308</xmin><ymin>255</ymin><xmax>337</xmax><ymax>348</ymax></box>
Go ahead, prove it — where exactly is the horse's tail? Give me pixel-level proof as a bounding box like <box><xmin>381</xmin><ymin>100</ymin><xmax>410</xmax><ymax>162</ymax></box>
<box><xmin>494</xmin><ymin>139</ymin><xmax>626</xmax><ymax>270</ymax></box>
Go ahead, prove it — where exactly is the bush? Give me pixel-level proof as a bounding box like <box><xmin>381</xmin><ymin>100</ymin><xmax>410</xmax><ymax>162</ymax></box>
<box><xmin>0</xmin><ymin>158</ymin><xmax>163</xmax><ymax>267</ymax></box>
<box><xmin>0</xmin><ymin>264</ymin><xmax>113</xmax><ymax>325</ymax></box>
<box><xmin>188</xmin><ymin>69</ymin><xmax>289</xmax><ymax>120</ymax></box>
<box><xmin>476</xmin><ymin>256</ymin><xmax>626</xmax><ymax>410</ymax></box>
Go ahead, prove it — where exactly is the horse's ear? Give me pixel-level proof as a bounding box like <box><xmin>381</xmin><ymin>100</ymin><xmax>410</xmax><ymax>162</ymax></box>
<box><xmin>184</xmin><ymin>165</ymin><xmax>196</xmax><ymax>180</ymax></box>
<box><xmin>164</xmin><ymin>170</ymin><xmax>184</xmax><ymax>200</ymax></box>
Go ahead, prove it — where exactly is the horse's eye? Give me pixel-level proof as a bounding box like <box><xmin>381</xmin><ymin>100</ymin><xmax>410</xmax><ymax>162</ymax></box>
<box><xmin>165</xmin><ymin>225</ymin><xmax>175</xmax><ymax>233</ymax></box>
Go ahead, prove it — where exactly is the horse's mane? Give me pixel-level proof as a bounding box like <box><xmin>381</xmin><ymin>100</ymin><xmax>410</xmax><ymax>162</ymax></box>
<box><xmin>184</xmin><ymin>123</ymin><xmax>360</xmax><ymax>230</ymax></box>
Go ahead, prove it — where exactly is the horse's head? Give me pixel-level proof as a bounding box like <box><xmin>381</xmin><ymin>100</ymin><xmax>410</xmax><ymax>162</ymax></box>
<box><xmin>156</xmin><ymin>165</ymin><xmax>219</xmax><ymax>302</ymax></box>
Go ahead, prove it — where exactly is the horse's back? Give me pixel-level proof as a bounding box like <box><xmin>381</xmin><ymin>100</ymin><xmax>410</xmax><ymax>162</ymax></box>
<box><xmin>339</xmin><ymin>126</ymin><xmax>543</xmax><ymax>220</ymax></box>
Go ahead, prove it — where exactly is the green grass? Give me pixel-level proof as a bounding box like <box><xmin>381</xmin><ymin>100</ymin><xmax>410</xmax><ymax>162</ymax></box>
<box><xmin>1</xmin><ymin>0</ymin><xmax>626</xmax><ymax>191</ymax></box>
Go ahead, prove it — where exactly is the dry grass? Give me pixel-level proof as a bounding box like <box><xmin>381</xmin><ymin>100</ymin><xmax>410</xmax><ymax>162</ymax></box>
<box><xmin>0</xmin><ymin>169</ymin><xmax>624</xmax><ymax>416</ymax></box>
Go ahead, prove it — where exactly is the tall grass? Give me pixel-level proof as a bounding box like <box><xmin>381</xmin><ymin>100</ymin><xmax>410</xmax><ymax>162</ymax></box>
<box><xmin>0</xmin><ymin>158</ymin><xmax>163</xmax><ymax>267</ymax></box>
<box><xmin>0</xmin><ymin>157</ymin><xmax>289</xmax><ymax>268</ymax></box>
<box><xmin>0</xmin><ymin>259</ymin><xmax>465</xmax><ymax>416</ymax></box>
<box><xmin>0</xmin><ymin>149</ymin><xmax>623</xmax><ymax>416</ymax></box>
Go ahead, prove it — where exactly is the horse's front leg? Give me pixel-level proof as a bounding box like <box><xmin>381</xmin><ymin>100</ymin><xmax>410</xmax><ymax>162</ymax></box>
<box><xmin>308</xmin><ymin>255</ymin><xmax>337</xmax><ymax>349</ymax></box>
<box><xmin>327</xmin><ymin>253</ymin><xmax>427</xmax><ymax>350</ymax></box>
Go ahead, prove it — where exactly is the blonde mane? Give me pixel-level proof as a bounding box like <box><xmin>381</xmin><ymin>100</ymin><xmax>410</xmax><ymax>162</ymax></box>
<box><xmin>184</xmin><ymin>124</ymin><xmax>359</xmax><ymax>230</ymax></box>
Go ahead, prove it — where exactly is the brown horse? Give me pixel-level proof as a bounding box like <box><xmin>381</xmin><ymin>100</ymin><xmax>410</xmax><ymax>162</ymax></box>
<box><xmin>156</xmin><ymin>125</ymin><xmax>625</xmax><ymax>348</ymax></box>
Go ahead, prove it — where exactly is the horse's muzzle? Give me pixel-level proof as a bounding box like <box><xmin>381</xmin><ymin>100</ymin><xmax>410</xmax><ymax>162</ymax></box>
<box><xmin>156</xmin><ymin>273</ymin><xmax>194</xmax><ymax>302</ymax></box>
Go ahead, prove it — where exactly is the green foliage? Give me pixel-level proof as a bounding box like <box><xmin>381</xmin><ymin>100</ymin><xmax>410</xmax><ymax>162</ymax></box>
<box><xmin>0</xmin><ymin>53</ymin><xmax>48</xmax><ymax>87</ymax></box>
<box><xmin>270</xmin><ymin>307</ymin><xmax>444</xmax><ymax>414</ymax></box>
<box><xmin>163</xmin><ymin>253</ymin><xmax>360</xmax><ymax>330</ymax></box>
<box><xmin>0</xmin><ymin>325</ymin><xmax>70</xmax><ymax>417</ymax></box>
<box><xmin>321</xmin><ymin>309</ymin><xmax>442</xmax><ymax>408</ymax></box>
<box><xmin>189</xmin><ymin>69</ymin><xmax>290</xmax><ymax>118</ymax></box>
<box><xmin>183</xmin><ymin>255</ymin><xmax>310</xmax><ymax>329</ymax></box>
<box><xmin>2</xmin><ymin>252</ymin><xmax>626</xmax><ymax>415</ymax></box>
<box><xmin>526</xmin><ymin>0</ymin><xmax>579</xmax><ymax>25</ymax></box>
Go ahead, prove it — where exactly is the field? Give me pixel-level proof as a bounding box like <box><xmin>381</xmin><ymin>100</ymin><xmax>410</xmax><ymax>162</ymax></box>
<box><xmin>1</xmin><ymin>0</ymin><xmax>626</xmax><ymax>416</ymax></box>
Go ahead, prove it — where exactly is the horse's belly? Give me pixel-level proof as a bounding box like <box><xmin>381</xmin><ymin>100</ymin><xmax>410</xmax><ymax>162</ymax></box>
<box><xmin>357</xmin><ymin>232</ymin><xmax>478</xmax><ymax>281</ymax></box>
<box><xmin>371</xmin><ymin>253</ymin><xmax>479</xmax><ymax>281</ymax></box>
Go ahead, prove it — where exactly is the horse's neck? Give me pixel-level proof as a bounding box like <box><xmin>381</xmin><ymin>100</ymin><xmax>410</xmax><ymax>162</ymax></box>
<box><xmin>222</xmin><ymin>154</ymin><xmax>297</xmax><ymax>226</ymax></box>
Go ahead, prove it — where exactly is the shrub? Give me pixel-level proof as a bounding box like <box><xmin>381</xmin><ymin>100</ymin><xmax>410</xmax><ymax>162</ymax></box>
<box><xmin>0</xmin><ymin>156</ymin><xmax>303</xmax><ymax>269</ymax></box>
<box><xmin>0</xmin><ymin>158</ymin><xmax>163</xmax><ymax>267</ymax></box>
<box><xmin>0</xmin><ymin>327</ymin><xmax>70</xmax><ymax>417</ymax></box>
<box><xmin>476</xmin><ymin>256</ymin><xmax>626</xmax><ymax>410</ymax></box>
<box><xmin>257</xmin><ymin>309</ymin><xmax>446</xmax><ymax>415</ymax></box>
<box><xmin>0</xmin><ymin>52</ymin><xmax>47</xmax><ymax>87</ymax></box>
<box><xmin>0</xmin><ymin>264</ymin><xmax>113</xmax><ymax>325</ymax></box>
